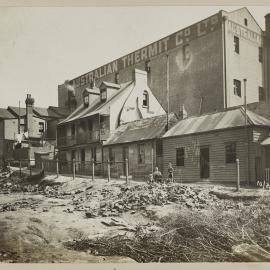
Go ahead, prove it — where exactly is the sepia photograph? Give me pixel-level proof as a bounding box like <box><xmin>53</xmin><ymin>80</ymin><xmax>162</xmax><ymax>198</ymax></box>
<box><xmin>0</xmin><ymin>0</ymin><xmax>270</xmax><ymax>265</ymax></box>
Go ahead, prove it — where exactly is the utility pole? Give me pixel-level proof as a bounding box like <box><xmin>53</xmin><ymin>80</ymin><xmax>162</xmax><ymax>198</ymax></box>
<box><xmin>18</xmin><ymin>101</ymin><xmax>21</xmax><ymax>134</ymax></box>
<box><xmin>166</xmin><ymin>53</ymin><xmax>170</xmax><ymax>131</ymax></box>
<box><xmin>243</xmin><ymin>78</ymin><xmax>250</xmax><ymax>186</ymax></box>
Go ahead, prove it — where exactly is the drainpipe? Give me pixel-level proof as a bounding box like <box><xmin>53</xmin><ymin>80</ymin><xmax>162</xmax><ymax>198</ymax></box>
<box><xmin>244</xmin><ymin>78</ymin><xmax>250</xmax><ymax>186</ymax></box>
<box><xmin>222</xmin><ymin>15</ymin><xmax>228</xmax><ymax>110</ymax></box>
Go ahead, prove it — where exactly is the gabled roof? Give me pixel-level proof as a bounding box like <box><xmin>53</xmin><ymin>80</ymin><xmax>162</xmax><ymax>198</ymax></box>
<box><xmin>0</xmin><ymin>108</ymin><xmax>15</xmax><ymax>119</ymax></box>
<box><xmin>48</xmin><ymin>106</ymin><xmax>71</xmax><ymax>118</ymax></box>
<box><xmin>163</xmin><ymin>107</ymin><xmax>270</xmax><ymax>138</ymax></box>
<box><xmin>8</xmin><ymin>106</ymin><xmax>67</xmax><ymax>119</ymax></box>
<box><xmin>59</xmin><ymin>81</ymin><xmax>134</xmax><ymax>125</ymax></box>
<box><xmin>8</xmin><ymin>106</ymin><xmax>26</xmax><ymax>117</ymax></box>
<box><xmin>104</xmin><ymin>113</ymin><xmax>177</xmax><ymax>145</ymax></box>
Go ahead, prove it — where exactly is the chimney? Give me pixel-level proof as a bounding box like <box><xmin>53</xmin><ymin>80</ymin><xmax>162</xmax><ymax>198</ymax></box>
<box><xmin>25</xmin><ymin>94</ymin><xmax>35</xmax><ymax>137</ymax></box>
<box><xmin>133</xmin><ymin>69</ymin><xmax>148</xmax><ymax>86</ymax></box>
<box><xmin>265</xmin><ymin>14</ymin><xmax>270</xmax><ymax>101</ymax></box>
<box><xmin>178</xmin><ymin>104</ymin><xmax>188</xmax><ymax>120</ymax></box>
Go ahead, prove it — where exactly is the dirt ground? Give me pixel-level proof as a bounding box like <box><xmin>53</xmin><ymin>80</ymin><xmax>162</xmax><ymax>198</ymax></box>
<box><xmin>0</xmin><ymin>172</ymin><xmax>269</xmax><ymax>263</ymax></box>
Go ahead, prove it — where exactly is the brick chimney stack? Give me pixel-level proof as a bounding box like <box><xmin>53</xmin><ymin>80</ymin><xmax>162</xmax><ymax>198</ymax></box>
<box><xmin>25</xmin><ymin>94</ymin><xmax>35</xmax><ymax>137</ymax></box>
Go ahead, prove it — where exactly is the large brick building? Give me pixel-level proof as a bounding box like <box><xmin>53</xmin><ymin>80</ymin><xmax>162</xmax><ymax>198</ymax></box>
<box><xmin>58</xmin><ymin>7</ymin><xmax>270</xmax><ymax>117</ymax></box>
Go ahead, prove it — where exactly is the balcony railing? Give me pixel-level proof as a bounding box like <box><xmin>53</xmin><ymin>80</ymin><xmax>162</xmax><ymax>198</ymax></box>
<box><xmin>57</xmin><ymin>129</ymin><xmax>110</xmax><ymax>147</ymax></box>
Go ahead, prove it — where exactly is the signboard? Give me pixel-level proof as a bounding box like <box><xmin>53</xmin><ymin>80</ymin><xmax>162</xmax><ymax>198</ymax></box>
<box><xmin>227</xmin><ymin>20</ymin><xmax>262</xmax><ymax>44</ymax></box>
<box><xmin>71</xmin><ymin>13</ymin><xmax>222</xmax><ymax>87</ymax></box>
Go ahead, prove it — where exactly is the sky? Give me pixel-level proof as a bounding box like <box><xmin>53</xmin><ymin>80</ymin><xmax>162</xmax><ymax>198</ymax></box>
<box><xmin>0</xmin><ymin>5</ymin><xmax>269</xmax><ymax>108</ymax></box>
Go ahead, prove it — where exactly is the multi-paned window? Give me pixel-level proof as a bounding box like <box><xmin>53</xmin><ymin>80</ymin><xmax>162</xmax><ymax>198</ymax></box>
<box><xmin>84</xmin><ymin>95</ymin><xmax>89</xmax><ymax>107</ymax></box>
<box><xmin>176</xmin><ymin>147</ymin><xmax>185</xmax><ymax>167</ymax></box>
<box><xmin>233</xmin><ymin>79</ymin><xmax>241</xmax><ymax>97</ymax></box>
<box><xmin>38</xmin><ymin>122</ymin><xmax>45</xmax><ymax>133</ymax></box>
<box><xmin>138</xmin><ymin>144</ymin><xmax>145</xmax><ymax>164</ymax></box>
<box><xmin>101</xmin><ymin>89</ymin><xmax>107</xmax><ymax>101</ymax></box>
<box><xmin>71</xmin><ymin>124</ymin><xmax>76</xmax><ymax>136</ymax></box>
<box><xmin>234</xmin><ymin>36</ymin><xmax>240</xmax><ymax>54</ymax></box>
<box><xmin>142</xmin><ymin>91</ymin><xmax>149</xmax><ymax>107</ymax></box>
<box><xmin>225</xmin><ymin>143</ymin><xmax>236</xmax><ymax>164</ymax></box>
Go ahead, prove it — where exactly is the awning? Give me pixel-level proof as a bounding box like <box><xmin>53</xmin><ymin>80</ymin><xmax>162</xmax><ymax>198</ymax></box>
<box><xmin>261</xmin><ymin>137</ymin><xmax>270</xmax><ymax>146</ymax></box>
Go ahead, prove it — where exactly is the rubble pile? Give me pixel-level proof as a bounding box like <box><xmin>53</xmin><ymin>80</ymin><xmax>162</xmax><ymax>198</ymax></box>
<box><xmin>73</xmin><ymin>183</ymin><xmax>216</xmax><ymax>218</ymax></box>
<box><xmin>0</xmin><ymin>199</ymin><xmax>40</xmax><ymax>212</ymax></box>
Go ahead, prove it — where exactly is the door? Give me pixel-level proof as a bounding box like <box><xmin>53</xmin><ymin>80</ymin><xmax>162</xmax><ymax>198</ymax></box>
<box><xmin>122</xmin><ymin>146</ymin><xmax>129</xmax><ymax>175</ymax></box>
<box><xmin>200</xmin><ymin>147</ymin><xmax>210</xmax><ymax>179</ymax></box>
<box><xmin>255</xmin><ymin>157</ymin><xmax>262</xmax><ymax>181</ymax></box>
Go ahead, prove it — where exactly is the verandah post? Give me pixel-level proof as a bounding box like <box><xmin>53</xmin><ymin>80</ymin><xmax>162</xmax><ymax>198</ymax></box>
<box><xmin>236</xmin><ymin>158</ymin><xmax>240</xmax><ymax>191</ymax></box>
<box><xmin>92</xmin><ymin>159</ymin><xmax>95</xmax><ymax>181</ymax></box>
<box><xmin>107</xmin><ymin>159</ymin><xmax>110</xmax><ymax>182</ymax></box>
<box><xmin>72</xmin><ymin>158</ymin><xmax>76</xmax><ymax>180</ymax></box>
<box><xmin>125</xmin><ymin>158</ymin><xmax>129</xmax><ymax>184</ymax></box>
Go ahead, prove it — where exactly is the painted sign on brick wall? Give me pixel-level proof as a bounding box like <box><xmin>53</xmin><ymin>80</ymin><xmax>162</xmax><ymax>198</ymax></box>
<box><xmin>72</xmin><ymin>13</ymin><xmax>222</xmax><ymax>87</ymax></box>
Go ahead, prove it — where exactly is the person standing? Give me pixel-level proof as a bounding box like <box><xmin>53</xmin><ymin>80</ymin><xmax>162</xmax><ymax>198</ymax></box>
<box><xmin>167</xmin><ymin>162</ymin><xmax>174</xmax><ymax>183</ymax></box>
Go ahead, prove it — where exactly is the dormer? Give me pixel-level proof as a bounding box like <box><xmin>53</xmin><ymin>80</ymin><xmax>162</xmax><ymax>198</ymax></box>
<box><xmin>99</xmin><ymin>81</ymin><xmax>121</xmax><ymax>102</ymax></box>
<box><xmin>82</xmin><ymin>88</ymin><xmax>100</xmax><ymax>108</ymax></box>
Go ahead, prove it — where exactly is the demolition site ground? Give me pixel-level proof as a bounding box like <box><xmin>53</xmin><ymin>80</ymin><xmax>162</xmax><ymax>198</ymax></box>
<box><xmin>0</xmin><ymin>168</ymin><xmax>270</xmax><ymax>263</ymax></box>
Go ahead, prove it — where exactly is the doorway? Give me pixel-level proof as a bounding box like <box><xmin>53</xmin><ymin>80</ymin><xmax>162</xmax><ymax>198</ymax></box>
<box><xmin>200</xmin><ymin>147</ymin><xmax>210</xmax><ymax>179</ymax></box>
<box><xmin>255</xmin><ymin>157</ymin><xmax>262</xmax><ymax>181</ymax></box>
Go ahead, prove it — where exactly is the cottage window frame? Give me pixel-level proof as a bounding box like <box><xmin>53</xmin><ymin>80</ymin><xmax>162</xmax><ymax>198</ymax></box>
<box><xmin>176</xmin><ymin>147</ymin><xmax>185</xmax><ymax>167</ymax></box>
<box><xmin>225</xmin><ymin>142</ymin><xmax>237</xmax><ymax>164</ymax></box>
<box><xmin>233</xmin><ymin>79</ymin><xmax>241</xmax><ymax>97</ymax></box>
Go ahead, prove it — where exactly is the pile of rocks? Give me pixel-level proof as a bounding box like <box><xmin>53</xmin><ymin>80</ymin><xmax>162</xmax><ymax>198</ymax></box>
<box><xmin>83</xmin><ymin>183</ymin><xmax>216</xmax><ymax>218</ymax></box>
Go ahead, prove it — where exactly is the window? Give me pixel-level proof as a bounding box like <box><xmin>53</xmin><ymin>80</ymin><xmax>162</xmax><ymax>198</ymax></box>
<box><xmin>91</xmin><ymin>147</ymin><xmax>96</xmax><ymax>162</ymax></box>
<box><xmin>234</xmin><ymin>36</ymin><xmax>239</xmax><ymax>54</ymax></box>
<box><xmin>259</xmin><ymin>87</ymin><xmax>266</xmax><ymax>101</ymax></box>
<box><xmin>244</xmin><ymin>18</ymin><xmax>248</xmax><ymax>26</ymax></box>
<box><xmin>115</xmin><ymin>72</ymin><xmax>119</xmax><ymax>84</ymax></box>
<box><xmin>38</xmin><ymin>122</ymin><xmax>44</xmax><ymax>133</ymax></box>
<box><xmin>183</xmin><ymin>44</ymin><xmax>191</xmax><ymax>62</ymax></box>
<box><xmin>233</xmin><ymin>79</ymin><xmax>241</xmax><ymax>97</ymax></box>
<box><xmin>138</xmin><ymin>144</ymin><xmax>145</xmax><ymax>164</ymax></box>
<box><xmin>84</xmin><ymin>95</ymin><xmax>89</xmax><ymax>107</ymax></box>
<box><xmin>71</xmin><ymin>150</ymin><xmax>76</xmax><ymax>160</ymax></box>
<box><xmin>259</xmin><ymin>47</ymin><xmax>263</xmax><ymax>63</ymax></box>
<box><xmin>101</xmin><ymin>89</ymin><xmax>107</xmax><ymax>101</ymax></box>
<box><xmin>176</xmin><ymin>147</ymin><xmax>185</xmax><ymax>166</ymax></box>
<box><xmin>71</xmin><ymin>124</ymin><xmax>76</xmax><ymax>136</ymax></box>
<box><xmin>88</xmin><ymin>119</ymin><xmax>92</xmax><ymax>131</ymax></box>
<box><xmin>156</xmin><ymin>140</ymin><xmax>163</xmax><ymax>156</ymax></box>
<box><xmin>225</xmin><ymin>143</ymin><xmax>236</xmax><ymax>163</ymax></box>
<box><xmin>80</xmin><ymin>120</ymin><xmax>86</xmax><ymax>132</ymax></box>
<box><xmin>109</xmin><ymin>147</ymin><xmax>114</xmax><ymax>163</ymax></box>
<box><xmin>80</xmin><ymin>149</ymin><xmax>85</xmax><ymax>162</ymax></box>
<box><xmin>145</xmin><ymin>60</ymin><xmax>151</xmax><ymax>73</ymax></box>
<box><xmin>142</xmin><ymin>91</ymin><xmax>149</xmax><ymax>107</ymax></box>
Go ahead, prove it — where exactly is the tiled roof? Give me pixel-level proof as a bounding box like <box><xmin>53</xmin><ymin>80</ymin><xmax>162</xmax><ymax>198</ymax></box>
<box><xmin>59</xmin><ymin>81</ymin><xmax>134</xmax><ymax>125</ymax></box>
<box><xmin>0</xmin><ymin>108</ymin><xmax>15</xmax><ymax>119</ymax></box>
<box><xmin>104</xmin><ymin>113</ymin><xmax>177</xmax><ymax>145</ymax></box>
<box><xmin>163</xmin><ymin>107</ymin><xmax>270</xmax><ymax>138</ymax></box>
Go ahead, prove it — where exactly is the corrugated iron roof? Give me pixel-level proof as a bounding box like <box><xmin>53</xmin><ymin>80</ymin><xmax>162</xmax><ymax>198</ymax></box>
<box><xmin>48</xmin><ymin>106</ymin><xmax>70</xmax><ymax>117</ymax></box>
<box><xmin>59</xmin><ymin>81</ymin><xmax>134</xmax><ymax>125</ymax></box>
<box><xmin>104</xmin><ymin>113</ymin><xmax>177</xmax><ymax>145</ymax></box>
<box><xmin>0</xmin><ymin>108</ymin><xmax>15</xmax><ymax>119</ymax></box>
<box><xmin>163</xmin><ymin>107</ymin><xmax>270</xmax><ymax>138</ymax></box>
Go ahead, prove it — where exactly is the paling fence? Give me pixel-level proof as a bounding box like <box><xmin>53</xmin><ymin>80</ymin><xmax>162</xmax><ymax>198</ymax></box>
<box><xmin>34</xmin><ymin>159</ymin><xmax>154</xmax><ymax>181</ymax></box>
